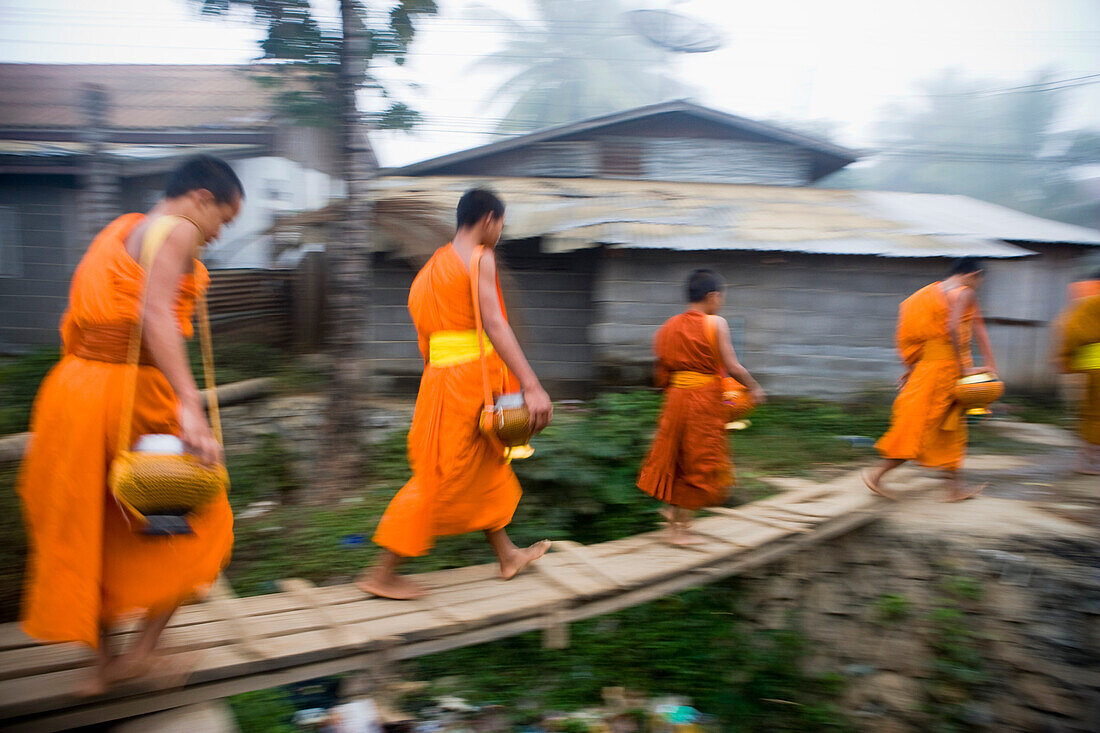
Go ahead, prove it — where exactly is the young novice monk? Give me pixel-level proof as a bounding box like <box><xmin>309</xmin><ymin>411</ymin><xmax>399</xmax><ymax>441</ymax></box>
<box><xmin>358</xmin><ymin>188</ymin><xmax>554</xmax><ymax>599</ymax></box>
<box><xmin>1055</xmin><ymin>269</ymin><xmax>1100</xmax><ymax>474</ymax></box>
<box><xmin>637</xmin><ymin>269</ymin><xmax>766</xmax><ymax>545</ymax></box>
<box><xmin>865</xmin><ymin>257</ymin><xmax>997</xmax><ymax>501</ymax></box>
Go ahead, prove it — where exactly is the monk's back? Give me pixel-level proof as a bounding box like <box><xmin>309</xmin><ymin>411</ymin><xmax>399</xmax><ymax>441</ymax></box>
<box><xmin>65</xmin><ymin>213</ymin><xmax>206</xmax><ymax>338</ymax></box>
<box><xmin>409</xmin><ymin>244</ymin><xmax>475</xmax><ymax>336</ymax></box>
<box><xmin>656</xmin><ymin>311</ymin><xmax>721</xmax><ymax>374</ymax></box>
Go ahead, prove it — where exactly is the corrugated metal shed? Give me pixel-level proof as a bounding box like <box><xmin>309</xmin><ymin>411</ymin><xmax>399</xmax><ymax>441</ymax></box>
<box><xmin>368</xmin><ymin>177</ymin><xmax>1100</xmax><ymax>259</ymax></box>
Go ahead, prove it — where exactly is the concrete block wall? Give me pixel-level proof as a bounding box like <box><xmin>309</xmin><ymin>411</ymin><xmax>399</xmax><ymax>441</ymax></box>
<box><xmin>367</xmin><ymin>242</ymin><xmax>600</xmax><ymax>398</ymax></box>
<box><xmin>594</xmin><ymin>251</ymin><xmax>955</xmax><ymax>397</ymax></box>
<box><xmin>0</xmin><ymin>179</ymin><xmax>80</xmax><ymax>352</ymax></box>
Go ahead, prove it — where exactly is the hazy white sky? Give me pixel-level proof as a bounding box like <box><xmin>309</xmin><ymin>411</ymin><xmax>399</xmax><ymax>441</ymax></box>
<box><xmin>2</xmin><ymin>0</ymin><xmax>1098</xmax><ymax>167</ymax></box>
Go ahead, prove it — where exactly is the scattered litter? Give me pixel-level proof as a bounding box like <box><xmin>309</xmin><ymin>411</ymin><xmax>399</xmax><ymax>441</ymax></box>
<box><xmin>238</xmin><ymin>500</ymin><xmax>278</xmax><ymax>519</ymax></box>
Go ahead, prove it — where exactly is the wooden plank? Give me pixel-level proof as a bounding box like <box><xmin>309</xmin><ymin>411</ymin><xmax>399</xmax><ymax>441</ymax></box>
<box><xmin>277</xmin><ymin>579</ymin><xmax>362</xmax><ymax>649</ymax></box>
<box><xmin>705</xmin><ymin>507</ymin><xmax>810</xmax><ymax>532</ymax></box>
<box><xmin>551</xmin><ymin>540</ymin><xmax>629</xmax><ymax>589</ymax></box>
<box><xmin>534</xmin><ymin>558</ymin><xmax>598</xmax><ymax>597</ymax></box>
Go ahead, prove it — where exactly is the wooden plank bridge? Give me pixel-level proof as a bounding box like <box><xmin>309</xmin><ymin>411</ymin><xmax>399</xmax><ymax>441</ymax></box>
<box><xmin>0</xmin><ymin>467</ymin><xmax>935</xmax><ymax>732</ymax></box>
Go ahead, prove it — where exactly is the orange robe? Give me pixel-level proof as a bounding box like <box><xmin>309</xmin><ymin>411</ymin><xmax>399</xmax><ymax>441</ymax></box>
<box><xmin>637</xmin><ymin>310</ymin><xmax>733</xmax><ymax>510</ymax></box>
<box><xmin>876</xmin><ymin>282</ymin><xmax>976</xmax><ymax>471</ymax></box>
<box><xmin>17</xmin><ymin>214</ymin><xmax>234</xmax><ymax>648</ymax></box>
<box><xmin>372</xmin><ymin>244</ymin><xmax>521</xmax><ymax>557</ymax></box>
<box><xmin>1058</xmin><ymin>294</ymin><xmax>1100</xmax><ymax>445</ymax></box>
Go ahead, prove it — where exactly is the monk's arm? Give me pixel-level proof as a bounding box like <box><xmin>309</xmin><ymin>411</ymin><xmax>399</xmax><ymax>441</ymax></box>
<box><xmin>972</xmin><ymin>304</ymin><xmax>998</xmax><ymax>375</ymax></box>
<box><xmin>477</xmin><ymin>249</ymin><xmax>553</xmax><ymax>431</ymax></box>
<box><xmin>143</xmin><ymin>224</ymin><xmax>222</xmax><ymax>465</ymax></box>
<box><xmin>949</xmin><ymin>287</ymin><xmax>976</xmax><ymax>374</ymax></box>
<box><xmin>716</xmin><ymin>317</ymin><xmax>766</xmax><ymax>403</ymax></box>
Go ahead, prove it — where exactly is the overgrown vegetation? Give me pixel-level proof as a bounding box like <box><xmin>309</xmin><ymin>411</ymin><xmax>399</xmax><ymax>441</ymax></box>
<box><xmin>0</xmin><ymin>467</ymin><xmax>25</xmax><ymax>624</ymax></box>
<box><xmin>0</xmin><ymin>344</ymin><xmax>325</xmax><ymax>437</ymax></box>
<box><xmin>0</xmin><ymin>348</ymin><xmax>60</xmax><ymax>435</ymax></box>
<box><xmin>400</xmin><ymin>584</ymin><xmax>851</xmax><ymax>730</ymax></box>
<box><xmin>924</xmin><ymin>573</ymin><xmax>988</xmax><ymax>730</ymax></box>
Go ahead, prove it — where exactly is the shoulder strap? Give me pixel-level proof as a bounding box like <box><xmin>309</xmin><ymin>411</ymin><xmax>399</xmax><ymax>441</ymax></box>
<box><xmin>704</xmin><ymin>315</ymin><xmax>726</xmax><ymax>377</ymax></box>
<box><xmin>117</xmin><ymin>215</ymin><xmax>221</xmax><ymax>453</ymax></box>
<box><xmin>468</xmin><ymin>245</ymin><xmax>495</xmax><ymax>411</ymax></box>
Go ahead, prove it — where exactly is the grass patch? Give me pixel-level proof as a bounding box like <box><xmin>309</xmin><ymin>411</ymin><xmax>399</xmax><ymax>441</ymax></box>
<box><xmin>875</xmin><ymin>593</ymin><xmax>913</xmax><ymax>624</ymax></box>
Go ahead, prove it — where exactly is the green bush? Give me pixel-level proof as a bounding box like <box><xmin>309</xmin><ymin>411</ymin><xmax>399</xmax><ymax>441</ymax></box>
<box><xmin>0</xmin><ymin>348</ymin><xmax>60</xmax><ymax>435</ymax></box>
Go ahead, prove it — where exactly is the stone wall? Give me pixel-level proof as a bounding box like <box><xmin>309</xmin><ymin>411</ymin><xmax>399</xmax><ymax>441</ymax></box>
<box><xmin>737</xmin><ymin>520</ymin><xmax>1099</xmax><ymax>731</ymax></box>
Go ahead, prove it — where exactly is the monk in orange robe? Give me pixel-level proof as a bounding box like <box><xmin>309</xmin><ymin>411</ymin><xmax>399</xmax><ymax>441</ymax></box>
<box><xmin>357</xmin><ymin>188</ymin><xmax>554</xmax><ymax>600</ymax></box>
<box><xmin>1055</xmin><ymin>270</ymin><xmax>1100</xmax><ymax>474</ymax></box>
<box><xmin>637</xmin><ymin>269</ymin><xmax>766</xmax><ymax>545</ymax></box>
<box><xmin>17</xmin><ymin>155</ymin><xmax>241</xmax><ymax>695</ymax></box>
<box><xmin>864</xmin><ymin>257</ymin><xmax>998</xmax><ymax>502</ymax></box>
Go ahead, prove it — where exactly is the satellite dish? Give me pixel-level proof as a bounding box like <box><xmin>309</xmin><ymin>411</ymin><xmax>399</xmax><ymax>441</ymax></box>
<box><xmin>626</xmin><ymin>8</ymin><xmax>724</xmax><ymax>54</ymax></box>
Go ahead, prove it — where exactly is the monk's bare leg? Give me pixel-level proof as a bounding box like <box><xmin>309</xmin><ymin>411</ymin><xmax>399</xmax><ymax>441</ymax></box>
<box><xmin>487</xmin><ymin>528</ymin><xmax>550</xmax><ymax>580</ymax></box>
<box><xmin>666</xmin><ymin>507</ymin><xmax>704</xmax><ymax>546</ymax></box>
<box><xmin>1075</xmin><ymin>444</ymin><xmax>1100</xmax><ymax>475</ymax></box>
<box><xmin>944</xmin><ymin>470</ymin><xmax>985</xmax><ymax>502</ymax></box>
<box><xmin>110</xmin><ymin>606</ymin><xmax>197</xmax><ymax>687</ymax></box>
<box><xmin>863</xmin><ymin>459</ymin><xmax>905</xmax><ymax>500</ymax></box>
<box><xmin>356</xmin><ymin>550</ymin><xmax>425</xmax><ymax>600</ymax></box>
<box><xmin>74</xmin><ymin>626</ymin><xmax>116</xmax><ymax>697</ymax></box>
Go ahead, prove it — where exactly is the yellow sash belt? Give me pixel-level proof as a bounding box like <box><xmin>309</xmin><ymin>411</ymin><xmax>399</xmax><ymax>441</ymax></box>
<box><xmin>1072</xmin><ymin>342</ymin><xmax>1100</xmax><ymax>371</ymax></box>
<box><xmin>429</xmin><ymin>329</ymin><xmax>492</xmax><ymax>367</ymax></box>
<box><xmin>921</xmin><ymin>339</ymin><xmax>956</xmax><ymax>361</ymax></box>
<box><xmin>669</xmin><ymin>371</ymin><xmax>718</xmax><ymax>389</ymax></box>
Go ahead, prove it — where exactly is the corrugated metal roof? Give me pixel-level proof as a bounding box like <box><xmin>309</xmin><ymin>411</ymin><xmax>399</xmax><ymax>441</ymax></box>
<box><xmin>857</xmin><ymin>191</ymin><xmax>1100</xmax><ymax>246</ymax></box>
<box><xmin>368</xmin><ymin>177</ymin><xmax>1078</xmax><ymax>259</ymax></box>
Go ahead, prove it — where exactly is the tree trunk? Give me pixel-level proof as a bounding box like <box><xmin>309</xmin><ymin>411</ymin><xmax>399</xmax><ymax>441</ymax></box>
<box><xmin>317</xmin><ymin>0</ymin><xmax>376</xmax><ymax>498</ymax></box>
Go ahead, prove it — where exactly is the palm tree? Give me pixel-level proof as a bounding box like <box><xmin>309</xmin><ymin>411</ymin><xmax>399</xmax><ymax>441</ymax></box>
<box><xmin>471</xmin><ymin>0</ymin><xmax>688</xmax><ymax>133</ymax></box>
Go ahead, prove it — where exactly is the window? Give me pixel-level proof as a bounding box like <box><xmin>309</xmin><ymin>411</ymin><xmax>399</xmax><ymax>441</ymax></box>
<box><xmin>0</xmin><ymin>207</ymin><xmax>21</xmax><ymax>278</ymax></box>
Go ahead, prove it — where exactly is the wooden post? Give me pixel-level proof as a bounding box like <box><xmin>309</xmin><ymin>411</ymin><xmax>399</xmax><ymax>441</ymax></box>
<box><xmin>77</xmin><ymin>84</ymin><xmax>120</xmax><ymax>251</ymax></box>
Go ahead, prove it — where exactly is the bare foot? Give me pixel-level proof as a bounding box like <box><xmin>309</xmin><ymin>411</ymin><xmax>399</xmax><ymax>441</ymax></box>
<box><xmin>500</xmin><ymin>539</ymin><xmax>551</xmax><ymax>580</ymax></box>
<box><xmin>658</xmin><ymin>507</ymin><xmax>677</xmax><ymax>528</ymax></box>
<box><xmin>944</xmin><ymin>481</ymin><xmax>988</xmax><ymax>503</ymax></box>
<box><xmin>862</xmin><ymin>468</ymin><xmax>897</xmax><ymax>500</ymax></box>
<box><xmin>141</xmin><ymin>650</ymin><xmax>204</xmax><ymax>691</ymax></box>
<box><xmin>73</xmin><ymin>649</ymin><xmax>155</xmax><ymax>697</ymax></box>
<box><xmin>74</xmin><ymin>664</ymin><xmax>111</xmax><ymax>698</ymax></box>
<box><xmin>356</xmin><ymin>570</ymin><xmax>426</xmax><ymax>600</ymax></box>
<box><xmin>664</xmin><ymin>527</ymin><xmax>705</xmax><ymax>547</ymax></box>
